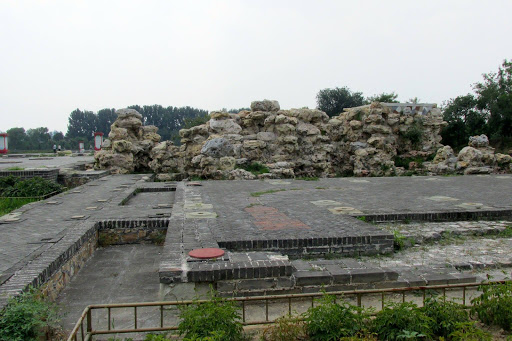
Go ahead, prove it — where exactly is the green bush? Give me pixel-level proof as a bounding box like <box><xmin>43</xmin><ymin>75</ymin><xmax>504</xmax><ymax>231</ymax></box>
<box><xmin>400</xmin><ymin>123</ymin><xmax>423</xmax><ymax>147</ymax></box>
<box><xmin>422</xmin><ymin>297</ymin><xmax>470</xmax><ymax>338</ymax></box>
<box><xmin>448</xmin><ymin>321</ymin><xmax>492</xmax><ymax>341</ymax></box>
<box><xmin>0</xmin><ymin>289</ymin><xmax>62</xmax><ymax>341</ymax></box>
<box><xmin>178</xmin><ymin>292</ymin><xmax>243</xmax><ymax>341</ymax></box>
<box><xmin>235</xmin><ymin>162</ymin><xmax>269</xmax><ymax>176</ymax></box>
<box><xmin>303</xmin><ymin>295</ymin><xmax>372</xmax><ymax>340</ymax></box>
<box><xmin>471</xmin><ymin>281</ymin><xmax>512</xmax><ymax>331</ymax></box>
<box><xmin>0</xmin><ymin>197</ymin><xmax>38</xmax><ymax>216</ymax></box>
<box><xmin>144</xmin><ymin>334</ymin><xmax>169</xmax><ymax>340</ymax></box>
<box><xmin>0</xmin><ymin>176</ymin><xmax>63</xmax><ymax>197</ymax></box>
<box><xmin>261</xmin><ymin>315</ymin><xmax>307</xmax><ymax>341</ymax></box>
<box><xmin>371</xmin><ymin>301</ymin><xmax>433</xmax><ymax>341</ymax></box>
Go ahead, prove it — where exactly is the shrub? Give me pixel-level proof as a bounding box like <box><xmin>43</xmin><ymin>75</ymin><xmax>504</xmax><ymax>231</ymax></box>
<box><xmin>235</xmin><ymin>162</ymin><xmax>269</xmax><ymax>175</ymax></box>
<box><xmin>400</xmin><ymin>123</ymin><xmax>423</xmax><ymax>147</ymax></box>
<box><xmin>471</xmin><ymin>281</ymin><xmax>512</xmax><ymax>331</ymax></box>
<box><xmin>261</xmin><ymin>315</ymin><xmax>307</xmax><ymax>341</ymax></box>
<box><xmin>0</xmin><ymin>176</ymin><xmax>63</xmax><ymax>197</ymax></box>
<box><xmin>178</xmin><ymin>291</ymin><xmax>243</xmax><ymax>341</ymax></box>
<box><xmin>422</xmin><ymin>297</ymin><xmax>470</xmax><ymax>338</ymax></box>
<box><xmin>371</xmin><ymin>301</ymin><xmax>433</xmax><ymax>341</ymax></box>
<box><xmin>303</xmin><ymin>295</ymin><xmax>372</xmax><ymax>340</ymax></box>
<box><xmin>448</xmin><ymin>321</ymin><xmax>492</xmax><ymax>341</ymax></box>
<box><xmin>0</xmin><ymin>289</ymin><xmax>62</xmax><ymax>341</ymax></box>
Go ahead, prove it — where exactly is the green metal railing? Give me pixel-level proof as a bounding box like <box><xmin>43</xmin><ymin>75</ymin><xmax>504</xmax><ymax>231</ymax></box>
<box><xmin>67</xmin><ymin>281</ymin><xmax>505</xmax><ymax>341</ymax></box>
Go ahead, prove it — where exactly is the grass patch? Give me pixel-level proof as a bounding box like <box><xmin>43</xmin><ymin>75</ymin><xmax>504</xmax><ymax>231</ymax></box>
<box><xmin>497</xmin><ymin>225</ymin><xmax>512</xmax><ymax>238</ymax></box>
<box><xmin>250</xmin><ymin>189</ymin><xmax>286</xmax><ymax>197</ymax></box>
<box><xmin>5</xmin><ymin>166</ymin><xmax>24</xmax><ymax>171</ymax></box>
<box><xmin>0</xmin><ymin>198</ymin><xmax>38</xmax><ymax>216</ymax></box>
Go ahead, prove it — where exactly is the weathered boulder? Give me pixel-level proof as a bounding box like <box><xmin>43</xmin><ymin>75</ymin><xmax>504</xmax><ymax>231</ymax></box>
<box><xmin>209</xmin><ymin>119</ymin><xmax>242</xmax><ymax>134</ymax></box>
<box><xmin>200</xmin><ymin>138</ymin><xmax>234</xmax><ymax>158</ymax></box>
<box><xmin>250</xmin><ymin>100</ymin><xmax>280</xmax><ymax>112</ymax></box>
<box><xmin>468</xmin><ymin>134</ymin><xmax>489</xmax><ymax>148</ymax></box>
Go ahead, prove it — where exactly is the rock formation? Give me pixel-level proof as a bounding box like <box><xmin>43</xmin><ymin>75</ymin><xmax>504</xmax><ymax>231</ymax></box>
<box><xmin>95</xmin><ymin>109</ymin><xmax>161</xmax><ymax>174</ymax></box>
<box><xmin>428</xmin><ymin>134</ymin><xmax>512</xmax><ymax>175</ymax></box>
<box><xmin>95</xmin><ymin>101</ymin><xmax>511</xmax><ymax>178</ymax></box>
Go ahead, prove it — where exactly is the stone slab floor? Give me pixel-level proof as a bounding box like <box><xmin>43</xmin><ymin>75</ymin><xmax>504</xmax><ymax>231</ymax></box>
<box><xmin>57</xmin><ymin>221</ymin><xmax>512</xmax><ymax>337</ymax></box>
<box><xmin>0</xmin><ymin>155</ymin><xmax>94</xmax><ymax>170</ymax></box>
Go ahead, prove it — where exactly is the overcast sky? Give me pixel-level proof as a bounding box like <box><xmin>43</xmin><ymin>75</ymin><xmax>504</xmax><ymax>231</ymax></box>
<box><xmin>1</xmin><ymin>0</ymin><xmax>511</xmax><ymax>133</ymax></box>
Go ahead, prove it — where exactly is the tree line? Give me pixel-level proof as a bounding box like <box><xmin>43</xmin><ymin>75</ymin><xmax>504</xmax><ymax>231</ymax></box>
<box><xmin>5</xmin><ymin>59</ymin><xmax>511</xmax><ymax>152</ymax></box>
<box><xmin>6</xmin><ymin>105</ymin><xmax>209</xmax><ymax>151</ymax></box>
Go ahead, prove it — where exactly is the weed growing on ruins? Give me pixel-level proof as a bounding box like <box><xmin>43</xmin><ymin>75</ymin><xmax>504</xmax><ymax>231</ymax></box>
<box><xmin>144</xmin><ymin>334</ymin><xmax>171</xmax><ymax>341</ymax></box>
<box><xmin>178</xmin><ymin>290</ymin><xmax>243</xmax><ymax>340</ymax></box>
<box><xmin>371</xmin><ymin>301</ymin><xmax>433</xmax><ymax>340</ymax></box>
<box><xmin>447</xmin><ymin>321</ymin><xmax>492</xmax><ymax>341</ymax></box>
<box><xmin>422</xmin><ymin>297</ymin><xmax>470</xmax><ymax>338</ymax></box>
<box><xmin>5</xmin><ymin>166</ymin><xmax>24</xmax><ymax>171</ymax></box>
<box><xmin>400</xmin><ymin>121</ymin><xmax>424</xmax><ymax>147</ymax></box>
<box><xmin>235</xmin><ymin>162</ymin><xmax>269</xmax><ymax>176</ymax></box>
<box><xmin>0</xmin><ymin>288</ymin><xmax>63</xmax><ymax>341</ymax></box>
<box><xmin>250</xmin><ymin>189</ymin><xmax>286</xmax><ymax>197</ymax></box>
<box><xmin>261</xmin><ymin>315</ymin><xmax>307</xmax><ymax>341</ymax></box>
<box><xmin>0</xmin><ymin>175</ymin><xmax>63</xmax><ymax>197</ymax></box>
<box><xmin>497</xmin><ymin>225</ymin><xmax>512</xmax><ymax>238</ymax></box>
<box><xmin>392</xmin><ymin>230</ymin><xmax>415</xmax><ymax>251</ymax></box>
<box><xmin>471</xmin><ymin>281</ymin><xmax>512</xmax><ymax>331</ymax></box>
<box><xmin>303</xmin><ymin>294</ymin><xmax>373</xmax><ymax>340</ymax></box>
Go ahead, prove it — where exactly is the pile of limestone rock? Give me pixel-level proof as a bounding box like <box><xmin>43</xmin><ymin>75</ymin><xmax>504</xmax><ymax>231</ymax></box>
<box><xmin>95</xmin><ymin>101</ymin><xmax>511</xmax><ymax>179</ymax></box>
<box><xmin>94</xmin><ymin>109</ymin><xmax>161</xmax><ymax>174</ymax></box>
<box><xmin>427</xmin><ymin>134</ymin><xmax>512</xmax><ymax>175</ymax></box>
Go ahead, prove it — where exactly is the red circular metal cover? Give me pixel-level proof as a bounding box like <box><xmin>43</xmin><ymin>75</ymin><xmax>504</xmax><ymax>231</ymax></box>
<box><xmin>188</xmin><ymin>248</ymin><xmax>225</xmax><ymax>259</ymax></box>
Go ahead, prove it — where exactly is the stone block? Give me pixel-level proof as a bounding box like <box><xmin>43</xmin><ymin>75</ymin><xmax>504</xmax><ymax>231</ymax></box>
<box><xmin>350</xmin><ymin>269</ymin><xmax>387</xmax><ymax>284</ymax></box>
<box><xmin>293</xmin><ymin>271</ymin><xmax>332</xmax><ymax>286</ymax></box>
<box><xmin>237</xmin><ymin>278</ymin><xmax>275</xmax><ymax>290</ymax></box>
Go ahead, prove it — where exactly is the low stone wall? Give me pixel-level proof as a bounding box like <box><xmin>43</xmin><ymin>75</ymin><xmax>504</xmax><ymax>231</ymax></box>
<box><xmin>97</xmin><ymin>218</ymin><xmax>170</xmax><ymax>246</ymax></box>
<box><xmin>40</xmin><ymin>231</ymin><xmax>98</xmax><ymax>301</ymax></box>
<box><xmin>0</xmin><ymin>168</ymin><xmax>59</xmax><ymax>182</ymax></box>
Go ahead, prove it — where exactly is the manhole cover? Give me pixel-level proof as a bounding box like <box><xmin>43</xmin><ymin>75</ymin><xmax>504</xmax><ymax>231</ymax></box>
<box><xmin>329</xmin><ymin>206</ymin><xmax>363</xmax><ymax>215</ymax></box>
<box><xmin>310</xmin><ymin>200</ymin><xmax>342</xmax><ymax>206</ymax></box>
<box><xmin>189</xmin><ymin>248</ymin><xmax>225</xmax><ymax>259</ymax></box>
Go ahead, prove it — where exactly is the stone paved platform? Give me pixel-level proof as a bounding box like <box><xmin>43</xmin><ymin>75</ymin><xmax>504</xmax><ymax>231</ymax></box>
<box><xmin>0</xmin><ymin>155</ymin><xmax>94</xmax><ymax>170</ymax></box>
<box><xmin>0</xmin><ymin>174</ymin><xmax>174</xmax><ymax>309</ymax></box>
<box><xmin>159</xmin><ymin>175</ymin><xmax>512</xmax><ymax>284</ymax></box>
<box><xmin>2</xmin><ymin>174</ymin><xmax>512</xmax><ymax>310</ymax></box>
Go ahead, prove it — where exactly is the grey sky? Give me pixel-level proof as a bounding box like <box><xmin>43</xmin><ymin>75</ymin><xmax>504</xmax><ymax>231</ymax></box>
<box><xmin>1</xmin><ymin>0</ymin><xmax>511</xmax><ymax>133</ymax></box>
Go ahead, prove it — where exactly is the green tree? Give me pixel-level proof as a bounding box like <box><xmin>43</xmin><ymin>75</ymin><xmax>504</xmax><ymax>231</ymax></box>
<box><xmin>6</xmin><ymin>127</ymin><xmax>28</xmax><ymax>151</ymax></box>
<box><xmin>474</xmin><ymin>59</ymin><xmax>512</xmax><ymax>141</ymax></box>
<box><xmin>366</xmin><ymin>92</ymin><xmax>399</xmax><ymax>103</ymax></box>
<box><xmin>316</xmin><ymin>86</ymin><xmax>365</xmax><ymax>117</ymax></box>
<box><xmin>50</xmin><ymin>131</ymin><xmax>64</xmax><ymax>141</ymax></box>
<box><xmin>96</xmin><ymin>108</ymin><xmax>117</xmax><ymax>136</ymax></box>
<box><xmin>66</xmin><ymin>109</ymin><xmax>97</xmax><ymax>142</ymax></box>
<box><xmin>26</xmin><ymin>127</ymin><xmax>51</xmax><ymax>150</ymax></box>
<box><xmin>441</xmin><ymin>94</ymin><xmax>486</xmax><ymax>150</ymax></box>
